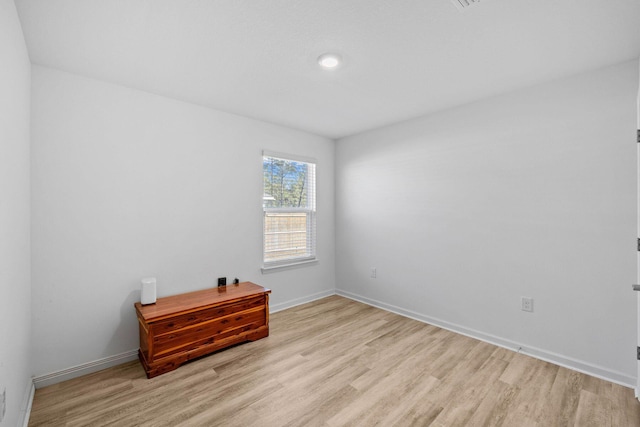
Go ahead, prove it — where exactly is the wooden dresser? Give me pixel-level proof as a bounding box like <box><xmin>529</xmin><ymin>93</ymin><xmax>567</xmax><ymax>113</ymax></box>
<box><xmin>134</xmin><ymin>281</ymin><xmax>271</xmax><ymax>378</ymax></box>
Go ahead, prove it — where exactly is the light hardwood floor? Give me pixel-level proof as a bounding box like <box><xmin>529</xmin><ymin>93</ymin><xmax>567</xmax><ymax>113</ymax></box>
<box><xmin>29</xmin><ymin>296</ymin><xmax>640</xmax><ymax>426</ymax></box>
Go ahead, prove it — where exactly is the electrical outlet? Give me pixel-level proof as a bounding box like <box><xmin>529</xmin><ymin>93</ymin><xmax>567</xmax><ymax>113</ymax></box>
<box><xmin>521</xmin><ymin>297</ymin><xmax>534</xmax><ymax>312</ymax></box>
<box><xmin>370</xmin><ymin>268</ymin><xmax>377</xmax><ymax>279</ymax></box>
<box><xmin>0</xmin><ymin>387</ymin><xmax>6</xmax><ymax>423</ymax></box>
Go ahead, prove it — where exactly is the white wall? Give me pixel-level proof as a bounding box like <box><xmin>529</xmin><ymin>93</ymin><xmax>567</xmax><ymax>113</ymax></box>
<box><xmin>31</xmin><ymin>66</ymin><xmax>335</xmax><ymax>380</ymax></box>
<box><xmin>0</xmin><ymin>0</ymin><xmax>32</xmax><ymax>424</ymax></box>
<box><xmin>336</xmin><ymin>60</ymin><xmax>638</xmax><ymax>386</ymax></box>
<box><xmin>637</xmin><ymin>59</ymin><xmax>640</xmax><ymax>394</ymax></box>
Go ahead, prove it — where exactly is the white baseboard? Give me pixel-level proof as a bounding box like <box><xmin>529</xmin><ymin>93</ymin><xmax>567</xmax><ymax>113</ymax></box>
<box><xmin>336</xmin><ymin>288</ymin><xmax>635</xmax><ymax>389</ymax></box>
<box><xmin>270</xmin><ymin>289</ymin><xmax>336</xmax><ymax>313</ymax></box>
<box><xmin>30</xmin><ymin>290</ymin><xmax>336</xmax><ymax>389</ymax></box>
<box><xmin>19</xmin><ymin>379</ymin><xmax>34</xmax><ymax>427</ymax></box>
<box><xmin>31</xmin><ymin>289</ymin><xmax>634</xmax><ymax>392</ymax></box>
<box><xmin>33</xmin><ymin>349</ymin><xmax>139</xmax><ymax>389</ymax></box>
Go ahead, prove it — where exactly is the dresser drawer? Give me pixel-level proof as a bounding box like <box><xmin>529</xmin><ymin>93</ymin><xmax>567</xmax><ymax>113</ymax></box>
<box><xmin>135</xmin><ymin>282</ymin><xmax>271</xmax><ymax>378</ymax></box>
<box><xmin>152</xmin><ymin>306</ymin><xmax>267</xmax><ymax>359</ymax></box>
<box><xmin>152</xmin><ymin>295</ymin><xmax>266</xmax><ymax>334</ymax></box>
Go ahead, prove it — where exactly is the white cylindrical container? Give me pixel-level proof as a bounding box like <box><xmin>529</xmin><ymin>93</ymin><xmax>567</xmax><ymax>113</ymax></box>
<box><xmin>141</xmin><ymin>277</ymin><xmax>157</xmax><ymax>305</ymax></box>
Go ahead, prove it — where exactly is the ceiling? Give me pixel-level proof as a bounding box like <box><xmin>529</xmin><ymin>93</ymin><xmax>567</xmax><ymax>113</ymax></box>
<box><xmin>15</xmin><ymin>0</ymin><xmax>640</xmax><ymax>139</ymax></box>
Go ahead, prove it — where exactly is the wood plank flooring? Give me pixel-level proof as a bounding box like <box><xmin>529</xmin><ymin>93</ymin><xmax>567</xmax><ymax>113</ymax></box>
<box><xmin>28</xmin><ymin>296</ymin><xmax>640</xmax><ymax>426</ymax></box>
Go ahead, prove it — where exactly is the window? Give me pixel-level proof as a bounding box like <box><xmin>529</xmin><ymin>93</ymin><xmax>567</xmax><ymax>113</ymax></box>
<box><xmin>262</xmin><ymin>151</ymin><xmax>316</xmax><ymax>270</ymax></box>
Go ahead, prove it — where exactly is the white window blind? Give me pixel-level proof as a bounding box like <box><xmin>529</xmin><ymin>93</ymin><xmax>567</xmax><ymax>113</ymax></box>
<box><xmin>262</xmin><ymin>152</ymin><xmax>316</xmax><ymax>269</ymax></box>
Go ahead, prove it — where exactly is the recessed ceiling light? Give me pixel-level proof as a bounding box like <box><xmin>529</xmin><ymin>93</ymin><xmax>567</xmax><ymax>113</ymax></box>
<box><xmin>317</xmin><ymin>53</ymin><xmax>342</xmax><ymax>70</ymax></box>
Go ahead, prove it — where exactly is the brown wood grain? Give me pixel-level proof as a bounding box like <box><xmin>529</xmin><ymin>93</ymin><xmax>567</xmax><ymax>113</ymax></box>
<box><xmin>152</xmin><ymin>310</ymin><xmax>266</xmax><ymax>357</ymax></box>
<box><xmin>152</xmin><ymin>296</ymin><xmax>265</xmax><ymax>334</ymax></box>
<box><xmin>139</xmin><ymin>325</ymin><xmax>269</xmax><ymax>378</ymax></box>
<box><xmin>135</xmin><ymin>281</ymin><xmax>270</xmax><ymax>321</ymax></box>
<box><xmin>135</xmin><ymin>281</ymin><xmax>270</xmax><ymax>378</ymax></box>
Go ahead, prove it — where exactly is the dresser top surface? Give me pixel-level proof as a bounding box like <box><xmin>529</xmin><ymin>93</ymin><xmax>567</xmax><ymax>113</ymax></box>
<box><xmin>135</xmin><ymin>281</ymin><xmax>270</xmax><ymax>321</ymax></box>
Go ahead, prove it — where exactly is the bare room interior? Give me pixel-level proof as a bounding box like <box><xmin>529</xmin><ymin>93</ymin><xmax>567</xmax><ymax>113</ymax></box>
<box><xmin>2</xmin><ymin>0</ymin><xmax>640</xmax><ymax>425</ymax></box>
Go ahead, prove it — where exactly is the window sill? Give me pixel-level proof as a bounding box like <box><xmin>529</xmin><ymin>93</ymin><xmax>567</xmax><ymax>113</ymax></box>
<box><xmin>261</xmin><ymin>258</ymin><xmax>318</xmax><ymax>274</ymax></box>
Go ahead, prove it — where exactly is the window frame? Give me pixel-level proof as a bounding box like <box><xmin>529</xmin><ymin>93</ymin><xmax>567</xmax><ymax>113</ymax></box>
<box><xmin>261</xmin><ymin>151</ymin><xmax>317</xmax><ymax>272</ymax></box>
